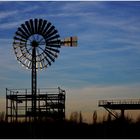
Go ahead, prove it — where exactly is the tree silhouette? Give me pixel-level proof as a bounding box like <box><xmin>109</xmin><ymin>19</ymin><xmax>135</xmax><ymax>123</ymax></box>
<box><xmin>0</xmin><ymin>112</ymin><xmax>5</xmax><ymax>122</ymax></box>
<box><xmin>70</xmin><ymin>112</ymin><xmax>79</xmax><ymax>123</ymax></box>
<box><xmin>92</xmin><ymin>110</ymin><xmax>97</xmax><ymax>124</ymax></box>
<box><xmin>79</xmin><ymin>111</ymin><xmax>83</xmax><ymax>123</ymax></box>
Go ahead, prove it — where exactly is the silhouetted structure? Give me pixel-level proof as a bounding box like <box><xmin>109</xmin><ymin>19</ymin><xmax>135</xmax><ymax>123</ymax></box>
<box><xmin>6</xmin><ymin>87</ymin><xmax>65</xmax><ymax>122</ymax></box>
<box><xmin>99</xmin><ymin>99</ymin><xmax>140</xmax><ymax>118</ymax></box>
<box><xmin>10</xmin><ymin>18</ymin><xmax>77</xmax><ymax>121</ymax></box>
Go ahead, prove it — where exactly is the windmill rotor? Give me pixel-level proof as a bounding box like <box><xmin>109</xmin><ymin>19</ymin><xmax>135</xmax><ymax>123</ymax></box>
<box><xmin>13</xmin><ymin>18</ymin><xmax>61</xmax><ymax>70</ymax></box>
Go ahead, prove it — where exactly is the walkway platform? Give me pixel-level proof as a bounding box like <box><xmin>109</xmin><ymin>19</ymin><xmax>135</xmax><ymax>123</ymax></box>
<box><xmin>98</xmin><ymin>99</ymin><xmax>140</xmax><ymax>118</ymax></box>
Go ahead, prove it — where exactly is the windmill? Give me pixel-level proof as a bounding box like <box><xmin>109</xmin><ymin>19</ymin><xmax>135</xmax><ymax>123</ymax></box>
<box><xmin>12</xmin><ymin>18</ymin><xmax>78</xmax><ymax>120</ymax></box>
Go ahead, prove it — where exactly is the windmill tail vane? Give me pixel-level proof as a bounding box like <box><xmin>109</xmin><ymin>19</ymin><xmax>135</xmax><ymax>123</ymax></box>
<box><xmin>61</xmin><ymin>36</ymin><xmax>78</xmax><ymax>47</ymax></box>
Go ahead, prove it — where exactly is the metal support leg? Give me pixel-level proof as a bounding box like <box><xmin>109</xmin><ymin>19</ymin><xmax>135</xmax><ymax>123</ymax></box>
<box><xmin>32</xmin><ymin>47</ymin><xmax>37</xmax><ymax>121</ymax></box>
<box><xmin>104</xmin><ymin>108</ymin><xmax>118</xmax><ymax>119</ymax></box>
<box><xmin>121</xmin><ymin>109</ymin><xmax>124</xmax><ymax>118</ymax></box>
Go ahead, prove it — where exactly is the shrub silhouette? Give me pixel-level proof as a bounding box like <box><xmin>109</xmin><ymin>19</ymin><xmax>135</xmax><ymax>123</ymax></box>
<box><xmin>0</xmin><ymin>111</ymin><xmax>140</xmax><ymax>138</ymax></box>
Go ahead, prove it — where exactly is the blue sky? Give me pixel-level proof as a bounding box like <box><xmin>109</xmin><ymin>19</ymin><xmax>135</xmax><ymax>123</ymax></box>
<box><xmin>0</xmin><ymin>1</ymin><xmax>140</xmax><ymax>122</ymax></box>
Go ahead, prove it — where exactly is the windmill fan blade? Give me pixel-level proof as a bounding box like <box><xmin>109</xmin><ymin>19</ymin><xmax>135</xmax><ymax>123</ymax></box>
<box><xmin>18</xmin><ymin>53</ymin><xmax>25</xmax><ymax>60</ymax></box>
<box><xmin>44</xmin><ymin>51</ymin><xmax>55</xmax><ymax>62</ymax></box>
<box><xmin>45</xmin><ymin>47</ymin><xmax>60</xmax><ymax>53</ymax></box>
<box><xmin>38</xmin><ymin>19</ymin><xmax>43</xmax><ymax>34</ymax></box>
<box><xmin>25</xmin><ymin>60</ymin><xmax>31</xmax><ymax>69</ymax></box>
<box><xmin>48</xmin><ymin>44</ymin><xmax>61</xmax><ymax>48</ymax></box>
<box><xmin>45</xmin><ymin>48</ymin><xmax>57</xmax><ymax>58</ymax></box>
<box><xmin>29</xmin><ymin>19</ymin><xmax>34</xmax><ymax>34</ymax></box>
<box><xmin>13</xmin><ymin>42</ymin><xmax>26</xmax><ymax>47</ymax></box>
<box><xmin>28</xmin><ymin>61</ymin><xmax>32</xmax><ymax>69</ymax></box>
<box><xmin>44</xmin><ymin>29</ymin><xmax>58</xmax><ymax>39</ymax></box>
<box><xmin>47</xmin><ymin>40</ymin><xmax>60</xmax><ymax>45</ymax></box>
<box><xmin>26</xmin><ymin>54</ymin><xmax>32</xmax><ymax>61</ymax></box>
<box><xmin>14</xmin><ymin>36</ymin><xmax>27</xmax><ymax>42</ymax></box>
<box><xmin>24</xmin><ymin>52</ymin><xmax>29</xmax><ymax>59</ymax></box>
<box><xmin>34</xmin><ymin>18</ymin><xmax>38</xmax><ymax>33</ymax></box>
<box><xmin>40</xmin><ymin>19</ymin><xmax>47</xmax><ymax>34</ymax></box>
<box><xmin>39</xmin><ymin>54</ymin><xmax>44</xmax><ymax>62</ymax></box>
<box><xmin>39</xmin><ymin>61</ymin><xmax>43</xmax><ymax>69</ymax></box>
<box><xmin>21</xmin><ymin>24</ymin><xmax>31</xmax><ymax>36</ymax></box>
<box><xmin>25</xmin><ymin>21</ymin><xmax>33</xmax><ymax>35</ymax></box>
<box><xmin>36</xmin><ymin>55</ymin><xmax>42</xmax><ymax>63</ymax></box>
<box><xmin>46</xmin><ymin>34</ymin><xmax>60</xmax><ymax>42</ymax></box>
<box><xmin>45</xmin><ymin>56</ymin><xmax>51</xmax><ymax>66</ymax></box>
<box><xmin>20</xmin><ymin>47</ymin><xmax>27</xmax><ymax>53</ymax></box>
<box><xmin>18</xmin><ymin>27</ymin><xmax>29</xmax><ymax>39</ymax></box>
<box><xmin>44</xmin><ymin>25</ymin><xmax>55</xmax><ymax>36</ymax></box>
<box><xmin>16</xmin><ymin>31</ymin><xmax>28</xmax><ymax>40</ymax></box>
<box><xmin>42</xmin><ymin>22</ymin><xmax>51</xmax><ymax>35</ymax></box>
<box><xmin>20</xmin><ymin>60</ymin><xmax>26</xmax><ymax>67</ymax></box>
<box><xmin>41</xmin><ymin>60</ymin><xmax>45</xmax><ymax>68</ymax></box>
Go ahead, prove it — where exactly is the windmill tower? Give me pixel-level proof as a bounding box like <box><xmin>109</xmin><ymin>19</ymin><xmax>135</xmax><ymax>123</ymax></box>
<box><xmin>6</xmin><ymin>18</ymin><xmax>78</xmax><ymax>122</ymax></box>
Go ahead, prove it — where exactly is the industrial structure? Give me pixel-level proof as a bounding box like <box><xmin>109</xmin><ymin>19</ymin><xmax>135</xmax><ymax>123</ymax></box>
<box><xmin>6</xmin><ymin>18</ymin><xmax>77</xmax><ymax>122</ymax></box>
<box><xmin>99</xmin><ymin>99</ymin><xmax>140</xmax><ymax>118</ymax></box>
<box><xmin>6</xmin><ymin>87</ymin><xmax>65</xmax><ymax>122</ymax></box>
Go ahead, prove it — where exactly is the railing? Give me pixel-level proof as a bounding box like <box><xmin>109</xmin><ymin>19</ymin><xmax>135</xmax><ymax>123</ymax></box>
<box><xmin>99</xmin><ymin>99</ymin><xmax>140</xmax><ymax>106</ymax></box>
<box><xmin>6</xmin><ymin>87</ymin><xmax>66</xmax><ymax>95</ymax></box>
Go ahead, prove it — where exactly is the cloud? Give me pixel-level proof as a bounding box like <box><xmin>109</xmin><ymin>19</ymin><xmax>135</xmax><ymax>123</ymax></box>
<box><xmin>0</xmin><ymin>10</ymin><xmax>18</xmax><ymax>20</ymax></box>
<box><xmin>60</xmin><ymin>1</ymin><xmax>106</xmax><ymax>12</ymax></box>
<box><xmin>46</xmin><ymin>11</ymin><xmax>97</xmax><ymax>18</ymax></box>
<box><xmin>0</xmin><ymin>5</ymin><xmax>41</xmax><ymax>30</ymax></box>
<box><xmin>0</xmin><ymin>21</ymin><xmax>23</xmax><ymax>29</ymax></box>
<box><xmin>68</xmin><ymin>83</ymin><xmax>140</xmax><ymax>100</ymax></box>
<box><xmin>22</xmin><ymin>5</ymin><xmax>39</xmax><ymax>13</ymax></box>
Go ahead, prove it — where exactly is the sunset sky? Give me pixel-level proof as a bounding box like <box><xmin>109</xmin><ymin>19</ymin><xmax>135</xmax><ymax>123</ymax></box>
<box><xmin>0</xmin><ymin>1</ymin><xmax>140</xmax><ymax>122</ymax></box>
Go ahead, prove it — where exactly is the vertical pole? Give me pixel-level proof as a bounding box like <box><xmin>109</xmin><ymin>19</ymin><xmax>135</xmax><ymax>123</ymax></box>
<box><xmin>121</xmin><ymin>109</ymin><xmax>124</xmax><ymax>119</ymax></box>
<box><xmin>32</xmin><ymin>46</ymin><xmax>37</xmax><ymax>121</ymax></box>
<box><xmin>6</xmin><ymin>88</ymin><xmax>8</xmax><ymax>122</ymax></box>
<box><xmin>16</xmin><ymin>101</ymin><xmax>18</xmax><ymax>122</ymax></box>
<box><xmin>16</xmin><ymin>91</ymin><xmax>18</xmax><ymax>122</ymax></box>
<box><xmin>25</xmin><ymin>89</ymin><xmax>27</xmax><ymax>122</ymax></box>
<box><xmin>38</xmin><ymin>89</ymin><xmax>40</xmax><ymax>113</ymax></box>
<box><xmin>63</xmin><ymin>96</ymin><xmax>65</xmax><ymax>119</ymax></box>
<box><xmin>10</xmin><ymin>90</ymin><xmax>12</xmax><ymax>122</ymax></box>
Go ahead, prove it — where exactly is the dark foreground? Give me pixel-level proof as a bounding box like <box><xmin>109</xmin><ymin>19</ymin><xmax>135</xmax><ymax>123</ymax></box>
<box><xmin>0</xmin><ymin>118</ymin><xmax>140</xmax><ymax>139</ymax></box>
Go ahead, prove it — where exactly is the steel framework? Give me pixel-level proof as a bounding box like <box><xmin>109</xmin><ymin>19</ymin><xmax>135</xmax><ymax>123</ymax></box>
<box><xmin>6</xmin><ymin>87</ymin><xmax>65</xmax><ymax>122</ymax></box>
<box><xmin>99</xmin><ymin>99</ymin><xmax>140</xmax><ymax>118</ymax></box>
